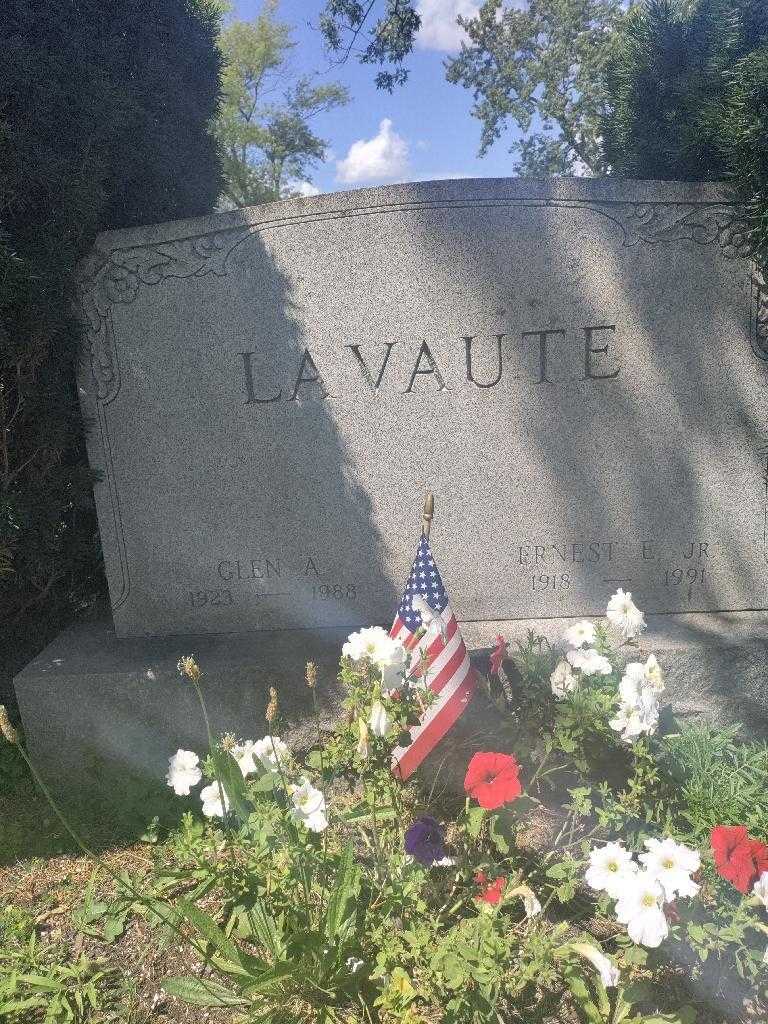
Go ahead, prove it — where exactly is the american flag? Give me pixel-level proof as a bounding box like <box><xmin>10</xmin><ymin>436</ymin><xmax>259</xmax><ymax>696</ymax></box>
<box><xmin>390</xmin><ymin>534</ymin><xmax>477</xmax><ymax>780</ymax></box>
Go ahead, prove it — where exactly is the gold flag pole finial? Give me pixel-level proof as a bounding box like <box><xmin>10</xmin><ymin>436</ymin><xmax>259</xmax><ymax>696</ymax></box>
<box><xmin>422</xmin><ymin>492</ymin><xmax>434</xmax><ymax>540</ymax></box>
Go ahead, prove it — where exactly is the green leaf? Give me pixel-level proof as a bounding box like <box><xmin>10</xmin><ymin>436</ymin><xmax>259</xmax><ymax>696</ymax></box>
<box><xmin>161</xmin><ymin>976</ymin><xmax>247</xmax><ymax>1007</ymax></box>
<box><xmin>488</xmin><ymin>814</ymin><xmax>510</xmax><ymax>854</ymax></box>
<box><xmin>0</xmin><ymin>997</ymin><xmax>49</xmax><ymax>1012</ymax></box>
<box><xmin>465</xmin><ymin>805</ymin><xmax>485</xmax><ymax>838</ymax></box>
<box><xmin>242</xmin><ymin>963</ymin><xmax>296</xmax><ymax>995</ymax></box>
<box><xmin>177</xmin><ymin>900</ymin><xmax>243</xmax><ymax>967</ymax></box>
<box><xmin>341</xmin><ymin>802</ymin><xmax>396</xmax><ymax>824</ymax></box>
<box><xmin>249</xmin><ymin>772</ymin><xmax>277</xmax><ymax>793</ymax></box>
<box><xmin>325</xmin><ymin>844</ymin><xmax>358</xmax><ymax>939</ymax></box>
<box><xmin>211</xmin><ymin>749</ymin><xmax>252</xmax><ymax>823</ymax></box>
<box><xmin>546</xmin><ymin>862</ymin><xmax>569</xmax><ymax>880</ymax></box>
<box><xmin>102</xmin><ymin>910</ymin><xmax>129</xmax><ymax>943</ymax></box>
<box><xmin>304</xmin><ymin>749</ymin><xmax>324</xmax><ymax>770</ymax></box>
<box><xmin>15</xmin><ymin>973</ymin><xmax>61</xmax><ymax>990</ymax></box>
<box><xmin>245</xmin><ymin>900</ymin><xmax>284</xmax><ymax>961</ymax></box>
<box><xmin>563</xmin><ymin>966</ymin><xmax>603</xmax><ymax>1024</ymax></box>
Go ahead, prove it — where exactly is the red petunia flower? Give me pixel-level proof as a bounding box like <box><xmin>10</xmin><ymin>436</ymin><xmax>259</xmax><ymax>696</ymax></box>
<box><xmin>711</xmin><ymin>825</ymin><xmax>768</xmax><ymax>893</ymax></box>
<box><xmin>474</xmin><ymin>871</ymin><xmax>506</xmax><ymax>905</ymax></box>
<box><xmin>489</xmin><ymin>636</ymin><xmax>508</xmax><ymax>677</ymax></box>
<box><xmin>464</xmin><ymin>752</ymin><xmax>522</xmax><ymax>810</ymax></box>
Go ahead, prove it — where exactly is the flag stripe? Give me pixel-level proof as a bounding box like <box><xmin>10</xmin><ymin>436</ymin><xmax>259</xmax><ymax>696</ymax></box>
<box><xmin>408</xmin><ymin>614</ymin><xmax>459</xmax><ymax>683</ymax></box>
<box><xmin>424</xmin><ymin>627</ymin><xmax>466</xmax><ymax>695</ymax></box>
<box><xmin>393</xmin><ymin>658</ymin><xmax>477</xmax><ymax>780</ymax></box>
<box><xmin>389</xmin><ymin>534</ymin><xmax>477</xmax><ymax>778</ymax></box>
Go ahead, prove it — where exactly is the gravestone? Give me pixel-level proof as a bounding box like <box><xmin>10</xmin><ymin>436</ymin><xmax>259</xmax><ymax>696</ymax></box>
<box><xmin>14</xmin><ymin>178</ymin><xmax>768</xmax><ymax>790</ymax></box>
<box><xmin>76</xmin><ymin>177</ymin><xmax>768</xmax><ymax>637</ymax></box>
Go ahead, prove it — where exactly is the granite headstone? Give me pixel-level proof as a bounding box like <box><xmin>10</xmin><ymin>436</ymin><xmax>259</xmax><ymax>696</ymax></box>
<box><xmin>77</xmin><ymin>178</ymin><xmax>768</xmax><ymax>637</ymax></box>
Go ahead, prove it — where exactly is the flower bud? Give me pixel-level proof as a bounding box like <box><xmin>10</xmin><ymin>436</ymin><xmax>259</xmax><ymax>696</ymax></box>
<box><xmin>177</xmin><ymin>655</ymin><xmax>201</xmax><ymax>684</ymax></box>
<box><xmin>0</xmin><ymin>705</ymin><xmax>19</xmax><ymax>745</ymax></box>
<box><xmin>305</xmin><ymin>661</ymin><xmax>318</xmax><ymax>689</ymax></box>
<box><xmin>265</xmin><ymin>686</ymin><xmax>279</xmax><ymax>724</ymax></box>
<box><xmin>356</xmin><ymin>718</ymin><xmax>370</xmax><ymax>760</ymax></box>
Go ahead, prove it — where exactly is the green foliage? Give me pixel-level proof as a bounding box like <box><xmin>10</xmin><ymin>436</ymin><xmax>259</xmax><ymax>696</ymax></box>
<box><xmin>318</xmin><ymin>0</ymin><xmax>422</xmax><ymax>90</ymax></box>
<box><xmin>0</xmin><ymin>1</ymin><xmax>222</xmax><ymax>702</ymax></box>
<box><xmin>9</xmin><ymin>619</ymin><xmax>768</xmax><ymax>1021</ymax></box>
<box><xmin>216</xmin><ymin>2</ymin><xmax>349</xmax><ymax>206</ymax></box>
<box><xmin>445</xmin><ymin>0</ymin><xmax>629</xmax><ymax>175</ymax></box>
<box><xmin>0</xmin><ymin>907</ymin><xmax>116</xmax><ymax>1021</ymax></box>
<box><xmin>721</xmin><ymin>43</ymin><xmax>768</xmax><ymax>271</ymax></box>
<box><xmin>603</xmin><ymin>0</ymin><xmax>768</xmax><ymax>269</ymax></box>
<box><xmin>318</xmin><ymin>0</ymin><xmax>627</xmax><ymax>174</ymax></box>
<box><xmin>659</xmin><ymin>723</ymin><xmax>768</xmax><ymax>842</ymax></box>
<box><xmin>603</xmin><ymin>0</ymin><xmax>741</xmax><ymax>180</ymax></box>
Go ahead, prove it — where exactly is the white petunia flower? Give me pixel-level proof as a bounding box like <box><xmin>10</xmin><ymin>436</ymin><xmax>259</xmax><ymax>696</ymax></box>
<box><xmin>381</xmin><ymin>661</ymin><xmax>407</xmax><ymax>695</ymax></box>
<box><xmin>619</xmin><ymin>661</ymin><xmax>648</xmax><ymax>699</ymax></box>
<box><xmin>289</xmin><ymin>777</ymin><xmax>328</xmax><ymax>832</ymax></box>
<box><xmin>611</xmin><ymin>663</ymin><xmax>662</xmax><ymax>743</ymax></box>
<box><xmin>231</xmin><ymin>740</ymin><xmax>259</xmax><ymax>777</ymax></box>
<box><xmin>570</xmin><ymin>943</ymin><xmax>621</xmax><ymax>989</ymax></box>
<box><xmin>606</xmin><ymin>589</ymin><xmax>646</xmax><ymax>640</ymax></box>
<box><xmin>644</xmin><ymin>653</ymin><xmax>664</xmax><ymax>692</ymax></box>
<box><xmin>586</xmin><ymin>841</ymin><xmax>638</xmax><ymax>898</ymax></box>
<box><xmin>344</xmin><ymin>626</ymin><xmax>408</xmax><ymax>693</ymax></box>
<box><xmin>346</xmin><ymin>957</ymin><xmax>364</xmax><ymax>973</ymax></box>
<box><xmin>433</xmin><ymin>855</ymin><xmax>457</xmax><ymax>867</ymax></box>
<box><xmin>619</xmin><ymin>662</ymin><xmax>664</xmax><ymax>706</ymax></box>
<box><xmin>343</xmin><ymin>626</ymin><xmax>402</xmax><ymax>667</ymax></box>
<box><xmin>166</xmin><ymin>749</ymin><xmax>202</xmax><ymax>795</ymax></box>
<box><xmin>609</xmin><ymin>700</ymin><xmax>659</xmax><ymax>743</ymax></box>
<box><xmin>252</xmin><ymin>735</ymin><xmax>290</xmax><ymax>773</ymax></box>
<box><xmin>356</xmin><ymin>718</ymin><xmax>370</xmax><ymax>760</ymax></box>
<box><xmin>566</xmin><ymin>647</ymin><xmax>612</xmax><ymax>676</ymax></box>
<box><xmin>522</xmin><ymin>889</ymin><xmax>543</xmax><ymax>919</ymax></box>
<box><xmin>200</xmin><ymin>781</ymin><xmax>230</xmax><ymax>818</ymax></box>
<box><xmin>563</xmin><ymin>620</ymin><xmax>597</xmax><ymax>649</ymax></box>
<box><xmin>551</xmin><ymin>660</ymin><xmax>579</xmax><ymax>700</ymax></box>
<box><xmin>369</xmin><ymin>700</ymin><xmax>390</xmax><ymax>738</ymax></box>
<box><xmin>614</xmin><ymin>871</ymin><xmax>669</xmax><ymax>947</ymax></box>
<box><xmin>753</xmin><ymin>871</ymin><xmax>768</xmax><ymax>911</ymax></box>
<box><xmin>639</xmin><ymin>837</ymin><xmax>700</xmax><ymax>901</ymax></box>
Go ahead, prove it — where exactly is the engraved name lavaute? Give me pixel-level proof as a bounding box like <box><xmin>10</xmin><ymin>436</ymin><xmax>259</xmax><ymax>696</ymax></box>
<box><xmin>238</xmin><ymin>324</ymin><xmax>620</xmax><ymax>404</ymax></box>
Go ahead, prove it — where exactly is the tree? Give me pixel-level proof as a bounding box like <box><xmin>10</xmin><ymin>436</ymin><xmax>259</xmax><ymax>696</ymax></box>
<box><xmin>445</xmin><ymin>0</ymin><xmax>630</xmax><ymax>176</ymax></box>
<box><xmin>318</xmin><ymin>1</ymin><xmax>629</xmax><ymax>175</ymax></box>
<box><xmin>603</xmin><ymin>0</ymin><xmax>742</xmax><ymax>180</ymax></box>
<box><xmin>0</xmin><ymin>0</ymin><xmax>222</xmax><ymax>707</ymax></box>
<box><xmin>724</xmin><ymin>41</ymin><xmax>768</xmax><ymax>271</ymax></box>
<box><xmin>216</xmin><ymin>2</ymin><xmax>349</xmax><ymax>207</ymax></box>
<box><xmin>603</xmin><ymin>0</ymin><xmax>768</xmax><ymax>264</ymax></box>
<box><xmin>318</xmin><ymin>0</ymin><xmax>421</xmax><ymax>91</ymax></box>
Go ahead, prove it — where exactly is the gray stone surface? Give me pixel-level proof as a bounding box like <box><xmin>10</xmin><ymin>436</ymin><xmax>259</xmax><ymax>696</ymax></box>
<box><xmin>14</xmin><ymin>613</ymin><xmax>768</xmax><ymax>796</ymax></box>
<box><xmin>78</xmin><ymin>177</ymin><xmax>768</xmax><ymax>637</ymax></box>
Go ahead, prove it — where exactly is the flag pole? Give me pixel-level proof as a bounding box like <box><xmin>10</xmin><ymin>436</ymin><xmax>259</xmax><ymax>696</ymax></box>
<box><xmin>422</xmin><ymin>492</ymin><xmax>434</xmax><ymax>539</ymax></box>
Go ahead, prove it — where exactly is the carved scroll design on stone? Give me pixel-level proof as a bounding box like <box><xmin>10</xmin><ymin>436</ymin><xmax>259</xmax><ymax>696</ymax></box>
<box><xmin>751</xmin><ymin>272</ymin><xmax>768</xmax><ymax>361</ymax></box>
<box><xmin>78</xmin><ymin>227</ymin><xmax>254</xmax><ymax>611</ymax></box>
<box><xmin>79</xmin><ymin>227</ymin><xmax>254</xmax><ymax>401</ymax></box>
<box><xmin>582</xmin><ymin>200</ymin><xmax>745</xmax><ymax>252</ymax></box>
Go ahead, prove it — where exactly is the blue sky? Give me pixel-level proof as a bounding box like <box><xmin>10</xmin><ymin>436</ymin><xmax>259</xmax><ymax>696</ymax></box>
<box><xmin>231</xmin><ymin>1</ymin><xmax>523</xmax><ymax>194</ymax></box>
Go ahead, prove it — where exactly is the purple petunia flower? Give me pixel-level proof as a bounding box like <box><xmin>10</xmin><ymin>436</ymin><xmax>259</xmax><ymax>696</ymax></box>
<box><xmin>405</xmin><ymin>815</ymin><xmax>446</xmax><ymax>866</ymax></box>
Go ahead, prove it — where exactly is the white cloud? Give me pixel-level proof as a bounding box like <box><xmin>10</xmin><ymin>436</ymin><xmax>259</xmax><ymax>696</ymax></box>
<box><xmin>290</xmin><ymin>180</ymin><xmax>321</xmax><ymax>197</ymax></box>
<box><xmin>416</xmin><ymin>0</ymin><xmax>481</xmax><ymax>52</ymax></box>
<box><xmin>336</xmin><ymin>119</ymin><xmax>410</xmax><ymax>184</ymax></box>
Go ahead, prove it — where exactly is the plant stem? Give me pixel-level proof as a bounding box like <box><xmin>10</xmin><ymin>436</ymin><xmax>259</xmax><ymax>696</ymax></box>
<box><xmin>192</xmin><ymin>680</ymin><xmax>230</xmax><ymax>829</ymax></box>
<box><xmin>14</xmin><ymin>742</ymin><xmax>228</xmax><ymax>992</ymax></box>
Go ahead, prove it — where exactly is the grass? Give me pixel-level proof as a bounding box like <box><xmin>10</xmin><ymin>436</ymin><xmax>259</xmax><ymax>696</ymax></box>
<box><xmin>1</xmin><ymin>710</ymin><xmax>764</xmax><ymax>1024</ymax></box>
